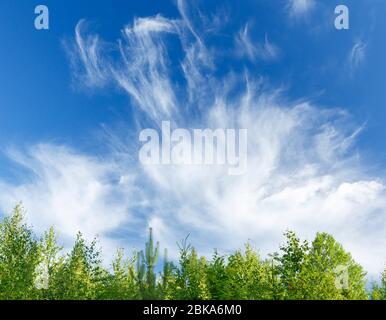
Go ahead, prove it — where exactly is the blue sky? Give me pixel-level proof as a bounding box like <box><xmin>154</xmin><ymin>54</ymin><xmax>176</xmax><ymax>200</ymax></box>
<box><xmin>0</xmin><ymin>0</ymin><xmax>385</xmax><ymax>278</ymax></box>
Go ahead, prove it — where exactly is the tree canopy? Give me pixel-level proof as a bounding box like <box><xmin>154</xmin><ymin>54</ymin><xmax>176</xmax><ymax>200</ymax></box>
<box><xmin>0</xmin><ymin>205</ymin><xmax>383</xmax><ymax>300</ymax></box>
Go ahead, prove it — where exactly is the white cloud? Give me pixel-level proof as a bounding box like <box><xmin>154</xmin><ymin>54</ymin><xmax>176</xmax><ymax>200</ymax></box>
<box><xmin>64</xmin><ymin>20</ymin><xmax>109</xmax><ymax>89</ymax></box>
<box><xmin>0</xmin><ymin>144</ymin><xmax>139</xmax><ymax>256</ymax></box>
<box><xmin>235</xmin><ymin>24</ymin><xmax>280</xmax><ymax>62</ymax></box>
<box><xmin>348</xmin><ymin>40</ymin><xmax>367</xmax><ymax>71</ymax></box>
<box><xmin>287</xmin><ymin>0</ymin><xmax>315</xmax><ymax>16</ymax></box>
<box><xmin>140</xmin><ymin>97</ymin><xmax>386</xmax><ymax>276</ymax></box>
<box><xmin>1</xmin><ymin>0</ymin><xmax>385</xmax><ymax>278</ymax></box>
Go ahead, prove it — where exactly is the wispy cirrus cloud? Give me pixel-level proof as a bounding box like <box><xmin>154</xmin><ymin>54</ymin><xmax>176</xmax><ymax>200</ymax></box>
<box><xmin>0</xmin><ymin>144</ymin><xmax>141</xmax><ymax>256</ymax></box>
<box><xmin>235</xmin><ymin>24</ymin><xmax>280</xmax><ymax>62</ymax></box>
<box><xmin>348</xmin><ymin>39</ymin><xmax>367</xmax><ymax>72</ymax></box>
<box><xmin>64</xmin><ymin>20</ymin><xmax>109</xmax><ymax>89</ymax></box>
<box><xmin>1</xmin><ymin>0</ymin><xmax>385</xmax><ymax>278</ymax></box>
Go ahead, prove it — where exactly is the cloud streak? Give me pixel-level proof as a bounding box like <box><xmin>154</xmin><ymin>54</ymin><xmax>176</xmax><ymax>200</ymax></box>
<box><xmin>235</xmin><ymin>24</ymin><xmax>280</xmax><ymax>62</ymax></box>
<box><xmin>348</xmin><ymin>39</ymin><xmax>367</xmax><ymax>72</ymax></box>
<box><xmin>65</xmin><ymin>20</ymin><xmax>109</xmax><ymax>89</ymax></box>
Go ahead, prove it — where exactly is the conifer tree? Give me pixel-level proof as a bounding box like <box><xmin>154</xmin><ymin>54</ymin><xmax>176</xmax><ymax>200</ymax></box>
<box><xmin>160</xmin><ymin>248</ymin><xmax>176</xmax><ymax>299</ymax></box>
<box><xmin>137</xmin><ymin>228</ymin><xmax>160</xmax><ymax>299</ymax></box>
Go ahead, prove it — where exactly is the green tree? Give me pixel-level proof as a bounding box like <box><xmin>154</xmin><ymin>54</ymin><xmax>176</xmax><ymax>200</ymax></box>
<box><xmin>222</xmin><ymin>245</ymin><xmax>268</xmax><ymax>299</ymax></box>
<box><xmin>273</xmin><ymin>230</ymin><xmax>309</xmax><ymax>299</ymax></box>
<box><xmin>52</xmin><ymin>232</ymin><xmax>106</xmax><ymax>299</ymax></box>
<box><xmin>0</xmin><ymin>204</ymin><xmax>40</xmax><ymax>299</ymax></box>
<box><xmin>36</xmin><ymin>226</ymin><xmax>63</xmax><ymax>299</ymax></box>
<box><xmin>102</xmin><ymin>248</ymin><xmax>139</xmax><ymax>299</ymax></box>
<box><xmin>159</xmin><ymin>248</ymin><xmax>176</xmax><ymax>300</ymax></box>
<box><xmin>137</xmin><ymin>228</ymin><xmax>160</xmax><ymax>299</ymax></box>
<box><xmin>0</xmin><ymin>205</ymin><xmax>378</xmax><ymax>301</ymax></box>
<box><xmin>206</xmin><ymin>250</ymin><xmax>227</xmax><ymax>299</ymax></box>
<box><xmin>274</xmin><ymin>231</ymin><xmax>367</xmax><ymax>300</ymax></box>
<box><xmin>175</xmin><ymin>237</ymin><xmax>210</xmax><ymax>300</ymax></box>
<box><xmin>371</xmin><ymin>268</ymin><xmax>386</xmax><ymax>300</ymax></box>
<box><xmin>302</xmin><ymin>233</ymin><xmax>367</xmax><ymax>300</ymax></box>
